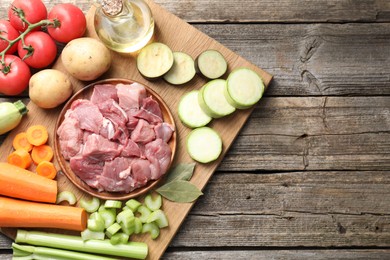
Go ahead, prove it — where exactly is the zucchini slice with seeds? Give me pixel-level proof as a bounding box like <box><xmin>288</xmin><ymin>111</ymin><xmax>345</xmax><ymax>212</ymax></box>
<box><xmin>163</xmin><ymin>52</ymin><xmax>196</xmax><ymax>85</ymax></box>
<box><xmin>178</xmin><ymin>90</ymin><xmax>212</xmax><ymax>128</ymax></box>
<box><xmin>137</xmin><ymin>42</ymin><xmax>174</xmax><ymax>79</ymax></box>
<box><xmin>198</xmin><ymin>79</ymin><xmax>236</xmax><ymax>118</ymax></box>
<box><xmin>195</xmin><ymin>49</ymin><xmax>227</xmax><ymax>79</ymax></box>
<box><xmin>186</xmin><ymin>127</ymin><xmax>222</xmax><ymax>163</ymax></box>
<box><xmin>224</xmin><ymin>67</ymin><xmax>264</xmax><ymax>109</ymax></box>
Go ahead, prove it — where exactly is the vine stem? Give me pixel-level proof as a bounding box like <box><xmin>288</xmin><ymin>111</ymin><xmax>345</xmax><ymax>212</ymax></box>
<box><xmin>1</xmin><ymin>6</ymin><xmax>57</xmax><ymax>65</ymax></box>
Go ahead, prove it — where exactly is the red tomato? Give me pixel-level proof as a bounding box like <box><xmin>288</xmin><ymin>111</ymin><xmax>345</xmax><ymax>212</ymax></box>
<box><xmin>8</xmin><ymin>0</ymin><xmax>47</xmax><ymax>32</ymax></box>
<box><xmin>0</xmin><ymin>20</ymin><xmax>20</xmax><ymax>54</ymax></box>
<box><xmin>47</xmin><ymin>4</ymin><xmax>86</xmax><ymax>43</ymax></box>
<box><xmin>17</xmin><ymin>31</ymin><xmax>57</xmax><ymax>69</ymax></box>
<box><xmin>0</xmin><ymin>55</ymin><xmax>31</xmax><ymax>96</ymax></box>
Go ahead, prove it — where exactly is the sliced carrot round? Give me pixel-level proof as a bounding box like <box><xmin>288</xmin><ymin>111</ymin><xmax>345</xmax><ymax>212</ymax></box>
<box><xmin>12</xmin><ymin>132</ymin><xmax>33</xmax><ymax>152</ymax></box>
<box><xmin>7</xmin><ymin>149</ymin><xmax>32</xmax><ymax>169</ymax></box>
<box><xmin>26</xmin><ymin>125</ymin><xmax>49</xmax><ymax>146</ymax></box>
<box><xmin>36</xmin><ymin>161</ymin><xmax>57</xmax><ymax>180</ymax></box>
<box><xmin>31</xmin><ymin>145</ymin><xmax>54</xmax><ymax>165</ymax></box>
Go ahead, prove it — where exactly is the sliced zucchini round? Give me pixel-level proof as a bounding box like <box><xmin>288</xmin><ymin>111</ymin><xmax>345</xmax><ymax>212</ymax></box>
<box><xmin>178</xmin><ymin>90</ymin><xmax>212</xmax><ymax>128</ymax></box>
<box><xmin>224</xmin><ymin>68</ymin><xmax>264</xmax><ymax>109</ymax></box>
<box><xmin>137</xmin><ymin>42</ymin><xmax>174</xmax><ymax>79</ymax></box>
<box><xmin>198</xmin><ymin>79</ymin><xmax>236</xmax><ymax>118</ymax></box>
<box><xmin>163</xmin><ymin>52</ymin><xmax>196</xmax><ymax>85</ymax></box>
<box><xmin>195</xmin><ymin>49</ymin><xmax>227</xmax><ymax>79</ymax></box>
<box><xmin>186</xmin><ymin>127</ymin><xmax>222</xmax><ymax>163</ymax></box>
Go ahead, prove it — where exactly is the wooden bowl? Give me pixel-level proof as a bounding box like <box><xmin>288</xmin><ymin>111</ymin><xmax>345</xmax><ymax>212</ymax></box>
<box><xmin>54</xmin><ymin>78</ymin><xmax>177</xmax><ymax>200</ymax></box>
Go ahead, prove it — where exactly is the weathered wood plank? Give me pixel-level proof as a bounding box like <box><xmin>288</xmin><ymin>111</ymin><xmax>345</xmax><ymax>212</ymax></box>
<box><xmin>194</xmin><ymin>23</ymin><xmax>390</xmax><ymax>96</ymax></box>
<box><xmin>2</xmin><ymin>170</ymin><xmax>389</xmax><ymax>249</ymax></box>
<box><xmin>218</xmin><ymin>96</ymin><xmax>390</xmax><ymax>171</ymax></box>
<box><xmin>2</xmin><ymin>0</ymin><xmax>390</xmax><ymax>23</ymax></box>
<box><xmin>162</xmin><ymin>250</ymin><xmax>390</xmax><ymax>259</ymax></box>
<box><xmin>1</xmin><ymin>20</ymin><xmax>389</xmax><ymax>97</ymax></box>
<box><xmin>0</xmin><ymin>234</ymin><xmax>11</xmax><ymax>249</ymax></box>
<box><xmin>2</xmin><ymin>249</ymin><xmax>390</xmax><ymax>260</ymax></box>
<box><xmin>168</xmin><ymin>171</ymin><xmax>390</xmax><ymax>247</ymax></box>
<box><xmin>154</xmin><ymin>0</ymin><xmax>390</xmax><ymax>23</ymax></box>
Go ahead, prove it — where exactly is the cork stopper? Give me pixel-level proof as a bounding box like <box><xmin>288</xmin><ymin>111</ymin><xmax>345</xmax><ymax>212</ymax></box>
<box><xmin>101</xmin><ymin>0</ymin><xmax>123</xmax><ymax>16</ymax></box>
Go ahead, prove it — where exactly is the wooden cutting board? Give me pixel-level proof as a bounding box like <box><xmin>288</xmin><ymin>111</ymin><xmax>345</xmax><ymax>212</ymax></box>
<box><xmin>0</xmin><ymin>1</ymin><xmax>272</xmax><ymax>259</ymax></box>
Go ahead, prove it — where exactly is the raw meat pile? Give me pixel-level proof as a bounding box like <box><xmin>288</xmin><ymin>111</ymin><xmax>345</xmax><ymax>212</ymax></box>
<box><xmin>57</xmin><ymin>82</ymin><xmax>174</xmax><ymax>193</ymax></box>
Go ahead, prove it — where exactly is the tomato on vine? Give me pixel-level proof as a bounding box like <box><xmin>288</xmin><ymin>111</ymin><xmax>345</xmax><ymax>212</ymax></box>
<box><xmin>17</xmin><ymin>31</ymin><xmax>57</xmax><ymax>69</ymax></box>
<box><xmin>0</xmin><ymin>55</ymin><xmax>31</xmax><ymax>96</ymax></box>
<box><xmin>47</xmin><ymin>4</ymin><xmax>87</xmax><ymax>43</ymax></box>
<box><xmin>8</xmin><ymin>0</ymin><xmax>47</xmax><ymax>32</ymax></box>
<box><xmin>0</xmin><ymin>20</ymin><xmax>20</xmax><ymax>54</ymax></box>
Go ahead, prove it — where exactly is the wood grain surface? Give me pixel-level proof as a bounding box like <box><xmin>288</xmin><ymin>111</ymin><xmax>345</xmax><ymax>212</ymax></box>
<box><xmin>1</xmin><ymin>0</ymin><xmax>390</xmax><ymax>259</ymax></box>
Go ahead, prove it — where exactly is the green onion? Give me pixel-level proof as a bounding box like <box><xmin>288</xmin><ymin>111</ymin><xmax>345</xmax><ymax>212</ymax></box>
<box><xmin>12</xmin><ymin>243</ymin><xmax>116</xmax><ymax>260</ymax></box>
<box><xmin>125</xmin><ymin>199</ymin><xmax>142</xmax><ymax>212</ymax></box>
<box><xmin>144</xmin><ymin>193</ymin><xmax>162</xmax><ymax>211</ymax></box>
<box><xmin>137</xmin><ymin>205</ymin><xmax>152</xmax><ymax>223</ymax></box>
<box><xmin>142</xmin><ymin>222</ymin><xmax>160</xmax><ymax>239</ymax></box>
<box><xmin>79</xmin><ymin>197</ymin><xmax>100</xmax><ymax>213</ymax></box>
<box><xmin>146</xmin><ymin>209</ymin><xmax>169</xmax><ymax>228</ymax></box>
<box><xmin>56</xmin><ymin>191</ymin><xmax>77</xmax><ymax>205</ymax></box>
<box><xmin>104</xmin><ymin>200</ymin><xmax>122</xmax><ymax>209</ymax></box>
<box><xmin>15</xmin><ymin>230</ymin><xmax>148</xmax><ymax>259</ymax></box>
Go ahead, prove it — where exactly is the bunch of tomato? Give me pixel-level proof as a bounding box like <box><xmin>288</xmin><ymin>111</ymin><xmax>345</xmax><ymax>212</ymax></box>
<box><xmin>0</xmin><ymin>0</ymin><xmax>87</xmax><ymax>95</ymax></box>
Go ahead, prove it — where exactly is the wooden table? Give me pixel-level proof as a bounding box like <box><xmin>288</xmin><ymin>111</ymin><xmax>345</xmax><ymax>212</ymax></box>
<box><xmin>1</xmin><ymin>0</ymin><xmax>390</xmax><ymax>259</ymax></box>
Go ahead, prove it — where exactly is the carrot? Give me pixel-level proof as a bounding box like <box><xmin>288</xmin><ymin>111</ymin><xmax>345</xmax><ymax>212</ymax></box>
<box><xmin>26</xmin><ymin>125</ymin><xmax>49</xmax><ymax>146</ymax></box>
<box><xmin>7</xmin><ymin>149</ymin><xmax>32</xmax><ymax>169</ymax></box>
<box><xmin>0</xmin><ymin>196</ymin><xmax>87</xmax><ymax>231</ymax></box>
<box><xmin>31</xmin><ymin>144</ymin><xmax>53</xmax><ymax>165</ymax></box>
<box><xmin>12</xmin><ymin>132</ymin><xmax>33</xmax><ymax>152</ymax></box>
<box><xmin>0</xmin><ymin>162</ymin><xmax>57</xmax><ymax>203</ymax></box>
<box><xmin>36</xmin><ymin>161</ymin><xmax>57</xmax><ymax>180</ymax></box>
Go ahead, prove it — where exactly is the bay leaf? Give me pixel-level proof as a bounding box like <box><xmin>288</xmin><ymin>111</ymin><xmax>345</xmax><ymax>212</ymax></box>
<box><xmin>156</xmin><ymin>180</ymin><xmax>203</xmax><ymax>203</ymax></box>
<box><xmin>164</xmin><ymin>163</ymin><xmax>196</xmax><ymax>184</ymax></box>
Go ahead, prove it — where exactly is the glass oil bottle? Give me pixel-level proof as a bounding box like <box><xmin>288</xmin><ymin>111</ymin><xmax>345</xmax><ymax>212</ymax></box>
<box><xmin>94</xmin><ymin>0</ymin><xmax>154</xmax><ymax>53</ymax></box>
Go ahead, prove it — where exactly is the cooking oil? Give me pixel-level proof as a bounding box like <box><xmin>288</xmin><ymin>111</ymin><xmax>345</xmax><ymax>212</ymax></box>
<box><xmin>94</xmin><ymin>0</ymin><xmax>154</xmax><ymax>53</ymax></box>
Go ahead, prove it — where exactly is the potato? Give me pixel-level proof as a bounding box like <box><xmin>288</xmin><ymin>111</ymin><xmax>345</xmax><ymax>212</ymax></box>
<box><xmin>29</xmin><ymin>69</ymin><xmax>73</xmax><ymax>109</ymax></box>
<box><xmin>61</xmin><ymin>37</ymin><xmax>112</xmax><ymax>81</ymax></box>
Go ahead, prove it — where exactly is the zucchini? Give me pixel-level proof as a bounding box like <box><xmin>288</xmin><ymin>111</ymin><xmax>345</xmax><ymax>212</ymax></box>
<box><xmin>198</xmin><ymin>79</ymin><xmax>236</xmax><ymax>118</ymax></box>
<box><xmin>195</xmin><ymin>49</ymin><xmax>227</xmax><ymax>79</ymax></box>
<box><xmin>224</xmin><ymin>68</ymin><xmax>265</xmax><ymax>109</ymax></box>
<box><xmin>163</xmin><ymin>52</ymin><xmax>196</xmax><ymax>85</ymax></box>
<box><xmin>186</xmin><ymin>127</ymin><xmax>222</xmax><ymax>163</ymax></box>
<box><xmin>137</xmin><ymin>42</ymin><xmax>174</xmax><ymax>79</ymax></box>
<box><xmin>178</xmin><ymin>90</ymin><xmax>212</xmax><ymax>128</ymax></box>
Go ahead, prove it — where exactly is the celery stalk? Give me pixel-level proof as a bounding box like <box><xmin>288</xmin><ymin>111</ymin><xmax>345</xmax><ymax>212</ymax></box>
<box><xmin>146</xmin><ymin>209</ymin><xmax>169</xmax><ymax>228</ymax></box>
<box><xmin>56</xmin><ymin>191</ymin><xmax>77</xmax><ymax>205</ymax></box>
<box><xmin>15</xmin><ymin>230</ymin><xmax>148</xmax><ymax>259</ymax></box>
<box><xmin>137</xmin><ymin>205</ymin><xmax>152</xmax><ymax>223</ymax></box>
<box><xmin>79</xmin><ymin>197</ymin><xmax>100</xmax><ymax>213</ymax></box>
<box><xmin>144</xmin><ymin>193</ymin><xmax>162</xmax><ymax>211</ymax></box>
<box><xmin>13</xmin><ymin>243</ymin><xmax>116</xmax><ymax>260</ymax></box>
<box><xmin>125</xmin><ymin>199</ymin><xmax>142</xmax><ymax>212</ymax></box>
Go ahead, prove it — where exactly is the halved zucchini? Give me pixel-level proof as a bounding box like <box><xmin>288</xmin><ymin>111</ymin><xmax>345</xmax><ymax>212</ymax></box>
<box><xmin>163</xmin><ymin>52</ymin><xmax>196</xmax><ymax>85</ymax></box>
<box><xmin>137</xmin><ymin>42</ymin><xmax>174</xmax><ymax>79</ymax></box>
<box><xmin>198</xmin><ymin>79</ymin><xmax>236</xmax><ymax>118</ymax></box>
<box><xmin>224</xmin><ymin>68</ymin><xmax>264</xmax><ymax>109</ymax></box>
<box><xmin>195</xmin><ymin>49</ymin><xmax>227</xmax><ymax>79</ymax></box>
